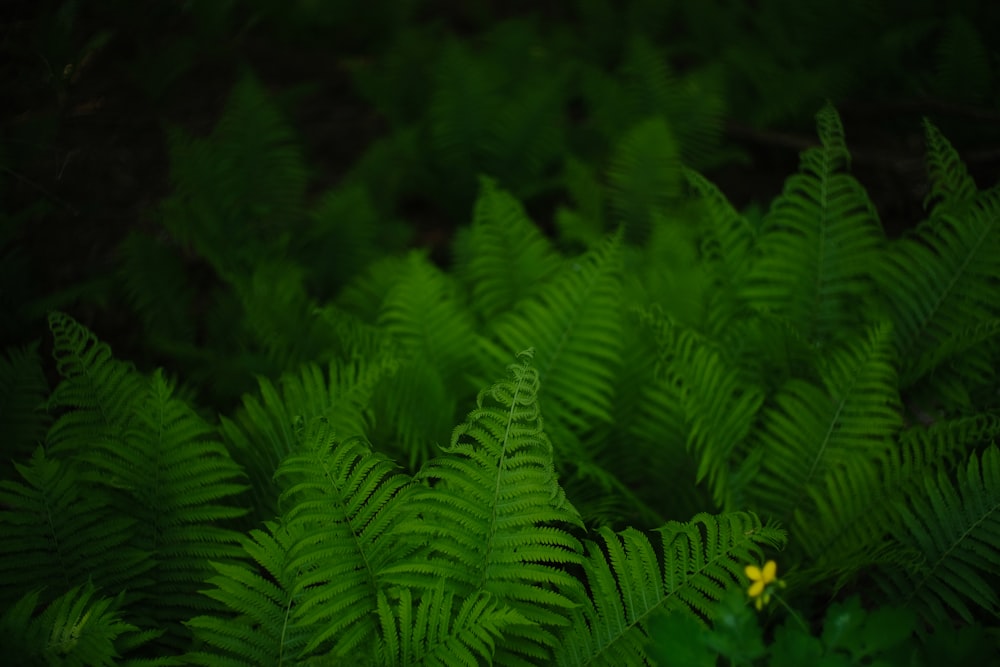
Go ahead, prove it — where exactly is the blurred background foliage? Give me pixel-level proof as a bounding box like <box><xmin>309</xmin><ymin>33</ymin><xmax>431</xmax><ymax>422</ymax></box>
<box><xmin>3</xmin><ymin>0</ymin><xmax>1000</xmax><ymax>408</ymax></box>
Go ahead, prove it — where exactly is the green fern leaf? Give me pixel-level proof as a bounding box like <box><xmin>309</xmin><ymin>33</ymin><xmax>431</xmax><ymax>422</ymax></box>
<box><xmin>275</xmin><ymin>419</ymin><xmax>416</xmax><ymax>656</ymax></box>
<box><xmin>375</xmin><ymin>585</ymin><xmax>526</xmax><ymax>667</ymax></box>
<box><xmin>555</xmin><ymin>512</ymin><xmax>784</xmax><ymax>666</ymax></box>
<box><xmin>0</xmin><ymin>448</ymin><xmax>143</xmax><ymax>608</ymax></box>
<box><xmin>187</xmin><ymin>521</ymin><xmax>308</xmax><ymax>666</ymax></box>
<box><xmin>482</xmin><ymin>234</ymin><xmax>624</xmax><ymax>443</ymax></box>
<box><xmin>221</xmin><ymin>357</ymin><xmax>391</xmax><ymax>522</ymax></box>
<box><xmin>876</xmin><ymin>186</ymin><xmax>1000</xmax><ymax>390</ymax></box>
<box><xmin>642</xmin><ymin>311</ymin><xmax>764</xmax><ymax>510</ymax></box>
<box><xmin>744</xmin><ymin>104</ymin><xmax>883</xmax><ymax>346</ymax></box>
<box><xmin>748</xmin><ymin>322</ymin><xmax>902</xmax><ymax>523</ymax></box>
<box><xmin>397</xmin><ymin>352</ymin><xmax>585</xmax><ymax>664</ymax></box>
<box><xmin>453</xmin><ymin>177</ymin><xmax>561</xmax><ymax>321</ymax></box>
<box><xmin>922</xmin><ymin>118</ymin><xmax>977</xmax><ymax>212</ymax></box>
<box><xmin>878</xmin><ymin>445</ymin><xmax>1000</xmax><ymax>623</ymax></box>
<box><xmin>608</xmin><ymin>117</ymin><xmax>683</xmax><ymax>242</ymax></box>
<box><xmin>45</xmin><ymin>311</ymin><xmax>145</xmax><ymax>460</ymax></box>
<box><xmin>0</xmin><ymin>584</ymin><xmax>141</xmax><ymax>667</ymax></box>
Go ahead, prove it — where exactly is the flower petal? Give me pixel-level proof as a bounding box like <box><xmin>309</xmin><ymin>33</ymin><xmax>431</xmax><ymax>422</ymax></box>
<box><xmin>748</xmin><ymin>580</ymin><xmax>765</xmax><ymax>597</ymax></box>
<box><xmin>745</xmin><ymin>564</ymin><xmax>762</xmax><ymax>581</ymax></box>
<box><xmin>762</xmin><ymin>560</ymin><xmax>777</xmax><ymax>583</ymax></box>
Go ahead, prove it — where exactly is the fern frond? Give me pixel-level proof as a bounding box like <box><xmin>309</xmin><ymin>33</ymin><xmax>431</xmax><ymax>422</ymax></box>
<box><xmin>641</xmin><ymin>309</ymin><xmax>764</xmax><ymax>511</ymax></box>
<box><xmin>45</xmin><ymin>311</ymin><xmax>145</xmax><ymax>460</ymax></box>
<box><xmin>797</xmin><ymin>414</ymin><xmax>1000</xmax><ymax>584</ymax></box>
<box><xmin>375</xmin><ymin>585</ymin><xmax>526</xmax><ymax>667</ymax></box>
<box><xmin>555</xmin><ymin>512</ymin><xmax>784</xmax><ymax>666</ymax></box>
<box><xmin>607</xmin><ymin>117</ymin><xmax>683</xmax><ymax>242</ymax></box>
<box><xmin>453</xmin><ymin>177</ymin><xmax>561</xmax><ymax>321</ymax></box>
<box><xmin>186</xmin><ymin>521</ymin><xmax>308</xmax><ymax>666</ymax></box>
<box><xmin>220</xmin><ymin>356</ymin><xmax>393</xmax><ymax>522</ymax></box>
<box><xmin>743</xmin><ymin>104</ymin><xmax>883</xmax><ymax>346</ymax></box>
<box><xmin>113</xmin><ymin>370</ymin><xmax>247</xmax><ymax>636</ymax></box>
<box><xmin>0</xmin><ymin>448</ymin><xmax>142</xmax><ymax>608</ymax></box>
<box><xmin>0</xmin><ymin>584</ymin><xmax>141</xmax><ymax>667</ymax></box>
<box><xmin>482</xmin><ymin>234</ymin><xmax>624</xmax><ymax>445</ymax></box>
<box><xmin>0</xmin><ymin>343</ymin><xmax>49</xmax><ymax>474</ymax></box>
<box><xmin>877</xmin><ymin>445</ymin><xmax>1000</xmax><ymax>624</ymax></box>
<box><xmin>876</xmin><ymin>186</ymin><xmax>1000</xmax><ymax>390</ymax></box>
<box><xmin>399</xmin><ymin>352</ymin><xmax>585</xmax><ymax>664</ymax></box>
<box><xmin>749</xmin><ymin>321</ymin><xmax>902</xmax><ymax>523</ymax></box>
<box><xmin>922</xmin><ymin>118</ymin><xmax>977</xmax><ymax>212</ymax></box>
<box><xmin>378</xmin><ymin>252</ymin><xmax>479</xmax><ymax>385</ymax></box>
<box><xmin>274</xmin><ymin>419</ymin><xmax>416</xmax><ymax>656</ymax></box>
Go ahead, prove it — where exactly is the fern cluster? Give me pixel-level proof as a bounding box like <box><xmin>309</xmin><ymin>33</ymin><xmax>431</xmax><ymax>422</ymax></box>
<box><xmin>3</xmin><ymin>26</ymin><xmax>1000</xmax><ymax>659</ymax></box>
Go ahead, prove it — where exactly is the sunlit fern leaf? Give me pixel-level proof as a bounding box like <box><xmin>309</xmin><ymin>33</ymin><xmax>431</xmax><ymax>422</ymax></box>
<box><xmin>555</xmin><ymin>513</ymin><xmax>784</xmax><ymax>666</ymax></box>
<box><xmin>877</xmin><ymin>445</ymin><xmax>1000</xmax><ymax>624</ymax></box>
<box><xmin>453</xmin><ymin>177</ymin><xmax>561</xmax><ymax>322</ymax></box>
<box><xmin>482</xmin><ymin>234</ymin><xmax>624</xmax><ymax>441</ymax></box>
<box><xmin>374</xmin><ymin>585</ymin><xmax>527</xmax><ymax>667</ymax></box>
<box><xmin>45</xmin><ymin>311</ymin><xmax>145</xmax><ymax>461</ymax></box>
<box><xmin>397</xmin><ymin>352</ymin><xmax>585</xmax><ymax>665</ymax></box>
<box><xmin>748</xmin><ymin>322</ymin><xmax>902</xmax><ymax>523</ymax></box>
<box><xmin>923</xmin><ymin>118</ymin><xmax>977</xmax><ymax>213</ymax></box>
<box><xmin>0</xmin><ymin>343</ymin><xmax>49</xmax><ymax>477</ymax></box>
<box><xmin>274</xmin><ymin>419</ymin><xmax>417</xmax><ymax>656</ymax></box>
<box><xmin>744</xmin><ymin>103</ymin><xmax>883</xmax><ymax>347</ymax></box>
<box><xmin>187</xmin><ymin>521</ymin><xmax>309</xmax><ymax>666</ymax></box>
<box><xmin>876</xmin><ymin>186</ymin><xmax>1000</xmax><ymax>390</ymax></box>
<box><xmin>0</xmin><ymin>584</ymin><xmax>141</xmax><ymax>667</ymax></box>
<box><xmin>0</xmin><ymin>448</ymin><xmax>142</xmax><ymax>610</ymax></box>
<box><xmin>608</xmin><ymin>117</ymin><xmax>683</xmax><ymax>242</ymax></box>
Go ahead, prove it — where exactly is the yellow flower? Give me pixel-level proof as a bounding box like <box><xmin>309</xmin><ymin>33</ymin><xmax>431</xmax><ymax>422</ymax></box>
<box><xmin>745</xmin><ymin>560</ymin><xmax>781</xmax><ymax>610</ymax></box>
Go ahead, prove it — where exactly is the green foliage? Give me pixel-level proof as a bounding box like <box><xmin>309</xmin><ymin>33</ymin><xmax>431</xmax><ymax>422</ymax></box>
<box><xmin>6</xmin><ymin>4</ymin><xmax>1000</xmax><ymax>656</ymax></box>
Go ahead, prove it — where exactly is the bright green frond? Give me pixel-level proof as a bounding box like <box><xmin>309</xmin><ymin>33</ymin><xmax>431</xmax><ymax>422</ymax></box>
<box><xmin>221</xmin><ymin>356</ymin><xmax>393</xmax><ymax>521</ymax></box>
<box><xmin>555</xmin><ymin>512</ymin><xmax>784</xmax><ymax>666</ymax></box>
<box><xmin>275</xmin><ymin>419</ymin><xmax>416</xmax><ymax>656</ymax></box>
<box><xmin>744</xmin><ymin>104</ymin><xmax>883</xmax><ymax>346</ymax></box>
<box><xmin>878</xmin><ymin>445</ymin><xmax>1000</xmax><ymax>624</ymax></box>
<box><xmin>187</xmin><ymin>521</ymin><xmax>307</xmax><ymax>666</ymax></box>
<box><xmin>375</xmin><ymin>585</ymin><xmax>526</xmax><ymax>667</ymax></box>
<box><xmin>483</xmin><ymin>234</ymin><xmax>624</xmax><ymax>447</ymax></box>
<box><xmin>401</xmin><ymin>352</ymin><xmax>585</xmax><ymax>663</ymax></box>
